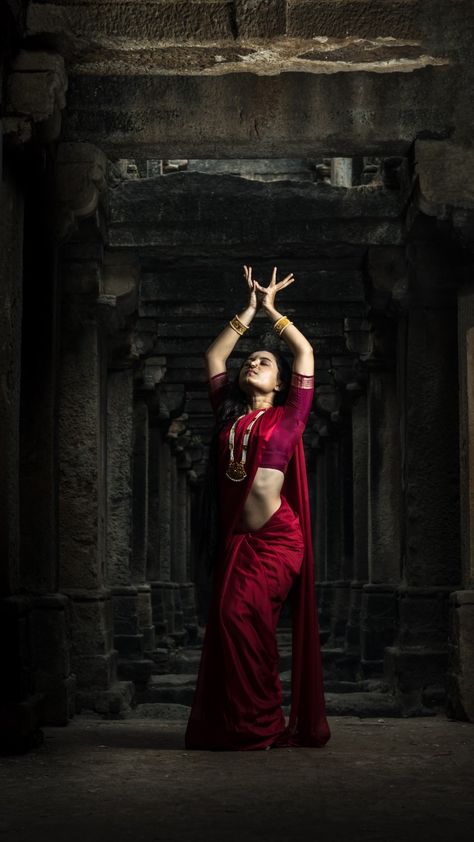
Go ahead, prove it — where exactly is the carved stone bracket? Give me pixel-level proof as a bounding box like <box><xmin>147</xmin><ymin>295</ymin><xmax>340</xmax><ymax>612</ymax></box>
<box><xmin>4</xmin><ymin>50</ymin><xmax>67</xmax><ymax>145</ymax></box>
<box><xmin>412</xmin><ymin>139</ymin><xmax>474</xmax><ymax>253</ymax></box>
<box><xmin>155</xmin><ymin>383</ymin><xmax>186</xmax><ymax>422</ymax></box>
<box><xmin>54</xmin><ymin>142</ymin><xmax>107</xmax><ymax>241</ymax></box>
<box><xmin>344</xmin><ymin>316</ymin><xmax>396</xmax><ymax>373</ymax></box>
<box><xmin>140</xmin><ymin>356</ymin><xmax>168</xmax><ymax>391</ymax></box>
<box><xmin>167</xmin><ymin>414</ymin><xmax>189</xmax><ymax>444</ymax></box>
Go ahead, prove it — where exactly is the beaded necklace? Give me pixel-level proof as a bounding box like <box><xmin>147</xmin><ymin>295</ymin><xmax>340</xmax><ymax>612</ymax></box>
<box><xmin>225</xmin><ymin>408</ymin><xmax>268</xmax><ymax>482</ymax></box>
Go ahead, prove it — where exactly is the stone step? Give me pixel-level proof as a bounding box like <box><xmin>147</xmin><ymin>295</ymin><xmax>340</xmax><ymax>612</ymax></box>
<box><xmin>135</xmin><ymin>672</ymin><xmax>393</xmax><ymax>710</ymax></box>
<box><xmin>126</xmin><ymin>690</ymin><xmax>407</xmax><ymax>720</ymax></box>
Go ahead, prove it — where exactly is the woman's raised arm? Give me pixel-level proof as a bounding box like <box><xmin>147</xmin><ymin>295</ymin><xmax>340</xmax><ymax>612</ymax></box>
<box><xmin>205</xmin><ymin>265</ymin><xmax>259</xmax><ymax>378</ymax></box>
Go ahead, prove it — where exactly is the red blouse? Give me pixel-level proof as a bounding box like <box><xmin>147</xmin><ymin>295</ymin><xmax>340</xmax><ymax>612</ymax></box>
<box><xmin>208</xmin><ymin>369</ymin><xmax>314</xmax><ymax>473</ymax></box>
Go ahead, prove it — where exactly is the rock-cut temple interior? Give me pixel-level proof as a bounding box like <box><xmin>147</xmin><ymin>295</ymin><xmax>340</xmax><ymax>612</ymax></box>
<box><xmin>1</xmin><ymin>0</ymin><xmax>474</xmax><ymax>752</ymax></box>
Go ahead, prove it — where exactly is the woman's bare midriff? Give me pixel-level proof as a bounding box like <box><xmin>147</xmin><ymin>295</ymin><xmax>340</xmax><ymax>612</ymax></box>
<box><xmin>235</xmin><ymin>466</ymin><xmax>285</xmax><ymax>532</ymax></box>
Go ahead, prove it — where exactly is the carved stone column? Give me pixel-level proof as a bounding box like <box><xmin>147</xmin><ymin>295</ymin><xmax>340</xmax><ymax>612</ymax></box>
<box><xmin>313</xmin><ymin>389</ymin><xmax>341</xmax><ymax>644</ymax></box>
<box><xmin>412</xmin><ymin>140</ymin><xmax>474</xmax><ymax>722</ymax></box>
<box><xmin>106</xmin><ymin>364</ymin><xmax>153</xmax><ymax>688</ymax></box>
<box><xmin>384</xmin><ymin>231</ymin><xmax>461</xmax><ymax>712</ymax></box>
<box><xmin>0</xmin><ymin>51</ymin><xmax>69</xmax><ymax>748</ymax></box>
<box><xmin>345</xmin><ymin>390</ymin><xmax>369</xmax><ymax>655</ymax></box>
<box><xmin>448</xmin><ymin>277</ymin><xmax>474</xmax><ymax>721</ymax></box>
<box><xmin>361</xmin><ymin>361</ymin><xmax>400</xmax><ymax>675</ymax></box>
<box><xmin>56</xmin><ymin>144</ymin><xmax>134</xmax><ymax>715</ymax></box>
<box><xmin>175</xmin><ymin>444</ymin><xmax>200</xmax><ymax>643</ymax></box>
<box><xmin>132</xmin><ymin>355</ymin><xmax>166</xmax><ymax>657</ymax></box>
<box><xmin>147</xmin><ymin>383</ymin><xmax>186</xmax><ymax>647</ymax></box>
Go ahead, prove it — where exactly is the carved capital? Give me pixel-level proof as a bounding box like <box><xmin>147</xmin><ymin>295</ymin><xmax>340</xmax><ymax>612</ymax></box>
<box><xmin>54</xmin><ymin>142</ymin><xmax>107</xmax><ymax>241</ymax></box>
<box><xmin>4</xmin><ymin>50</ymin><xmax>67</xmax><ymax>145</ymax></box>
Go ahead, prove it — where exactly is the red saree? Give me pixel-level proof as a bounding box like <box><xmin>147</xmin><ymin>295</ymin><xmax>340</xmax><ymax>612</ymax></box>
<box><xmin>184</xmin><ymin>372</ymin><xmax>331</xmax><ymax>750</ymax></box>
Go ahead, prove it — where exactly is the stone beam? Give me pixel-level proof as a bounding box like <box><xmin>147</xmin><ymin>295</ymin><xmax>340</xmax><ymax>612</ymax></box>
<box><xmin>61</xmin><ymin>64</ymin><xmax>455</xmax><ymax>159</ymax></box>
<box><xmin>109</xmin><ymin>173</ymin><xmax>403</xmax><ymax>254</ymax></box>
<box><xmin>27</xmin><ymin>1</ymin><xmax>467</xmax><ymax>46</ymax></box>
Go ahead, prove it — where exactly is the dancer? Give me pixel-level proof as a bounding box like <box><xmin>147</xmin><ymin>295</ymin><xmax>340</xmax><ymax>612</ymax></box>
<box><xmin>185</xmin><ymin>265</ymin><xmax>331</xmax><ymax>750</ymax></box>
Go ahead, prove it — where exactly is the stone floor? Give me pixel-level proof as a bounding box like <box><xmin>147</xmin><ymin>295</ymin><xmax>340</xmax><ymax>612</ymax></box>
<box><xmin>1</xmin><ymin>715</ymin><xmax>473</xmax><ymax>842</ymax></box>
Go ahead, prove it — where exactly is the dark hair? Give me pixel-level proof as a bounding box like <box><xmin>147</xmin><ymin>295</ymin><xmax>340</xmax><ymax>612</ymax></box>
<box><xmin>197</xmin><ymin>349</ymin><xmax>292</xmax><ymax>576</ymax></box>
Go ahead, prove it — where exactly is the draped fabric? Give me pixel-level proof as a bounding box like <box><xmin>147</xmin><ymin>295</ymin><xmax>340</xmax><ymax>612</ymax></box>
<box><xmin>184</xmin><ymin>371</ymin><xmax>331</xmax><ymax>750</ymax></box>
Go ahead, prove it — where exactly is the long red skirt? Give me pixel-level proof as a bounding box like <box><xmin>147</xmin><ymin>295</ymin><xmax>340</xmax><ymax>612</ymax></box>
<box><xmin>185</xmin><ymin>495</ymin><xmax>307</xmax><ymax>751</ymax></box>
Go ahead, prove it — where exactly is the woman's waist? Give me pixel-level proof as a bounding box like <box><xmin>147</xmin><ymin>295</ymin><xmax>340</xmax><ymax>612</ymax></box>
<box><xmin>233</xmin><ymin>493</ymin><xmax>302</xmax><ymax>538</ymax></box>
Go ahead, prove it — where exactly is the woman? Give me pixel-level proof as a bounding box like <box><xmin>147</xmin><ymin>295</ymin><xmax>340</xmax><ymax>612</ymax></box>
<box><xmin>184</xmin><ymin>265</ymin><xmax>331</xmax><ymax>751</ymax></box>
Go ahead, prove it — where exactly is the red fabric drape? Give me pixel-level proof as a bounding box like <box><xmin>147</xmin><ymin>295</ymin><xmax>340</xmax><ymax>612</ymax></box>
<box><xmin>185</xmin><ymin>401</ymin><xmax>331</xmax><ymax>750</ymax></box>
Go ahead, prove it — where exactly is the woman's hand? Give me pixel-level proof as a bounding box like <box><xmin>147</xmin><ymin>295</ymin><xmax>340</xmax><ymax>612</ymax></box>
<box><xmin>254</xmin><ymin>266</ymin><xmax>295</xmax><ymax>312</ymax></box>
<box><xmin>243</xmin><ymin>264</ymin><xmax>260</xmax><ymax>311</ymax></box>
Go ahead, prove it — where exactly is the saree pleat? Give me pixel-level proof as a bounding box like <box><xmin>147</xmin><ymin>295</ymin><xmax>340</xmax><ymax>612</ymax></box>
<box><xmin>185</xmin><ymin>496</ymin><xmax>305</xmax><ymax>750</ymax></box>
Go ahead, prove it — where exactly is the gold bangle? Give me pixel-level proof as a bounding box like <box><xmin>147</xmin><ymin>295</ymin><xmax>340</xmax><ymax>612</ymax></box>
<box><xmin>229</xmin><ymin>314</ymin><xmax>250</xmax><ymax>336</ymax></box>
<box><xmin>278</xmin><ymin>320</ymin><xmax>293</xmax><ymax>336</ymax></box>
<box><xmin>273</xmin><ymin>316</ymin><xmax>293</xmax><ymax>336</ymax></box>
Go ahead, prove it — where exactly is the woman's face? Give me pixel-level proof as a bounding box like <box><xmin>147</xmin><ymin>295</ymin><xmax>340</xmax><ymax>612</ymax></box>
<box><xmin>238</xmin><ymin>350</ymin><xmax>282</xmax><ymax>397</ymax></box>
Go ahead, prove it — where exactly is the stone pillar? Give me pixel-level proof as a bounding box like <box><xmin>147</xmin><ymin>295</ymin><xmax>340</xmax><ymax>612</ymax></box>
<box><xmin>318</xmin><ymin>436</ymin><xmax>342</xmax><ymax>642</ymax></box>
<box><xmin>385</xmin><ymin>241</ymin><xmax>461</xmax><ymax>712</ymax></box>
<box><xmin>55</xmin><ymin>146</ymin><xmax>134</xmax><ymax>715</ymax></box>
<box><xmin>313</xmin><ymin>386</ymin><xmax>342</xmax><ymax>645</ymax></box>
<box><xmin>58</xmin><ymin>299</ymin><xmax>123</xmax><ymax>712</ymax></box>
<box><xmin>168</xmin><ymin>441</ymin><xmax>186</xmax><ymax>643</ymax></box>
<box><xmin>327</xmin><ymin>420</ymin><xmax>353</xmax><ymax>650</ymax></box>
<box><xmin>176</xmin><ymin>449</ymin><xmax>200</xmax><ymax>642</ymax></box>
<box><xmin>448</xmin><ymin>280</ymin><xmax>474</xmax><ymax>721</ymax></box>
<box><xmin>345</xmin><ymin>391</ymin><xmax>369</xmax><ymax>655</ymax></box>
<box><xmin>0</xmin><ymin>158</ymin><xmax>44</xmax><ymax>749</ymax></box>
<box><xmin>106</xmin><ymin>371</ymin><xmax>153</xmax><ymax>687</ymax></box>
<box><xmin>314</xmin><ymin>443</ymin><xmax>328</xmax><ymax>609</ymax></box>
<box><xmin>0</xmin><ymin>165</ymin><xmax>23</xmax><ymax>596</ymax></box>
<box><xmin>361</xmin><ymin>365</ymin><xmax>400</xmax><ymax>675</ymax></box>
<box><xmin>131</xmin><ymin>399</ymin><xmax>156</xmax><ymax>661</ymax></box>
<box><xmin>147</xmin><ymin>422</ymin><xmax>167</xmax><ymax>636</ymax></box>
<box><xmin>147</xmin><ymin>382</ymin><xmax>186</xmax><ymax>648</ymax></box>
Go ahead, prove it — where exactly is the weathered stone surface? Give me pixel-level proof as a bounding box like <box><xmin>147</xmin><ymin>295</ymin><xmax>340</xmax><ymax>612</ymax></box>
<box><xmin>288</xmin><ymin>0</ymin><xmax>421</xmax><ymax>39</ymax></box>
<box><xmin>54</xmin><ymin>142</ymin><xmax>107</xmax><ymax>240</ymax></box>
<box><xmin>62</xmin><ymin>65</ymin><xmax>455</xmax><ymax>159</ymax></box>
<box><xmin>140</xmin><ymin>266</ymin><xmax>366</xmax><ymax>303</ymax></box>
<box><xmin>447</xmin><ymin>590</ymin><xmax>474</xmax><ymax>721</ymax></box>
<box><xmin>58</xmin><ymin>321</ymin><xmax>106</xmax><ymax>590</ymax></box>
<box><xmin>107</xmin><ymin>369</ymin><xmax>134</xmax><ymax>587</ymax></box>
<box><xmin>109</xmin><ymin>173</ymin><xmax>403</xmax><ymax>255</ymax></box>
<box><xmin>28</xmin><ymin>1</ymin><xmax>237</xmax><ymax>42</ymax></box>
<box><xmin>404</xmin><ymin>275</ymin><xmax>461</xmax><ymax>586</ymax></box>
<box><xmin>5</xmin><ymin>49</ymin><xmax>67</xmax><ymax>142</ymax></box>
<box><xmin>0</xmin><ymin>168</ymin><xmax>23</xmax><ymax>593</ymax></box>
<box><xmin>415</xmin><ymin>140</ymin><xmax>474</xmax><ymax>213</ymax></box>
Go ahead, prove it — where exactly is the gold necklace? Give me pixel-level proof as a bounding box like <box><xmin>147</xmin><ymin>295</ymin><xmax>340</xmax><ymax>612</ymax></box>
<box><xmin>226</xmin><ymin>409</ymin><xmax>267</xmax><ymax>481</ymax></box>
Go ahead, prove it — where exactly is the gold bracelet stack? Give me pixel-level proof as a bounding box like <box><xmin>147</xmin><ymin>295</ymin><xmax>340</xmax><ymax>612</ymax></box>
<box><xmin>273</xmin><ymin>315</ymin><xmax>293</xmax><ymax>337</ymax></box>
<box><xmin>229</xmin><ymin>314</ymin><xmax>250</xmax><ymax>336</ymax></box>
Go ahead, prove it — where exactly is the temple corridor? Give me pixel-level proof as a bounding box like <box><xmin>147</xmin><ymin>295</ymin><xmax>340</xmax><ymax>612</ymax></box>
<box><xmin>1</xmin><ymin>0</ymin><xmax>474</xmax><ymax>791</ymax></box>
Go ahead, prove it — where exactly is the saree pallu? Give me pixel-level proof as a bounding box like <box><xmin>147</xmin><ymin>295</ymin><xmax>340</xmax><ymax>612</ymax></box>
<box><xmin>185</xmin><ymin>495</ymin><xmax>304</xmax><ymax>750</ymax></box>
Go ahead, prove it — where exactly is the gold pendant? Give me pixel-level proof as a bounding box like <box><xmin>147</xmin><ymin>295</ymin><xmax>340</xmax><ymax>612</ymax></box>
<box><xmin>225</xmin><ymin>460</ymin><xmax>247</xmax><ymax>481</ymax></box>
